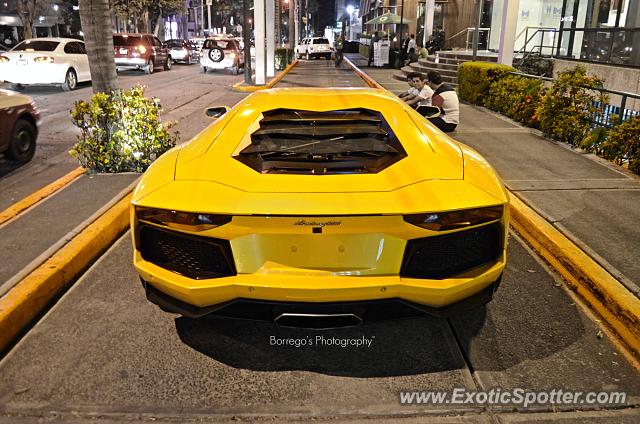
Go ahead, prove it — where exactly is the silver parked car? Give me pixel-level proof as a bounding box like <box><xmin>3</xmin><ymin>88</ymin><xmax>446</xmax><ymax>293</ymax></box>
<box><xmin>165</xmin><ymin>39</ymin><xmax>199</xmax><ymax>64</ymax></box>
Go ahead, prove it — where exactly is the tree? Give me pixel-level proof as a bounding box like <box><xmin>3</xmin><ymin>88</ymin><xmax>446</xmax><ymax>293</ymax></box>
<box><xmin>9</xmin><ymin>0</ymin><xmax>49</xmax><ymax>40</ymax></box>
<box><xmin>79</xmin><ymin>0</ymin><xmax>118</xmax><ymax>93</ymax></box>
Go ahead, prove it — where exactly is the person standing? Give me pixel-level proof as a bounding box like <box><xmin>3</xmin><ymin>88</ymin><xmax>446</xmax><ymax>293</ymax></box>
<box><xmin>334</xmin><ymin>34</ymin><xmax>344</xmax><ymax>66</ymax></box>
<box><xmin>407</xmin><ymin>34</ymin><xmax>416</xmax><ymax>55</ymax></box>
<box><xmin>368</xmin><ymin>32</ymin><xmax>380</xmax><ymax>67</ymax></box>
<box><xmin>425</xmin><ymin>71</ymin><xmax>459</xmax><ymax>132</ymax></box>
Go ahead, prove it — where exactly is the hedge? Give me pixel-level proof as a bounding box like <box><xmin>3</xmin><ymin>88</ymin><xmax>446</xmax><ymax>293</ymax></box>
<box><xmin>458</xmin><ymin>63</ymin><xmax>639</xmax><ymax>175</ymax></box>
<box><xmin>457</xmin><ymin>62</ymin><xmax>515</xmax><ymax>105</ymax></box>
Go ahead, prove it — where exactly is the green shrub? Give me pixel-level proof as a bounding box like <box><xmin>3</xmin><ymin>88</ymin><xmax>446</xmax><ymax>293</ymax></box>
<box><xmin>595</xmin><ymin>116</ymin><xmax>640</xmax><ymax>174</ymax></box>
<box><xmin>275</xmin><ymin>48</ymin><xmax>295</xmax><ymax>70</ymax></box>
<box><xmin>484</xmin><ymin>75</ymin><xmax>544</xmax><ymax>127</ymax></box>
<box><xmin>536</xmin><ymin>65</ymin><xmax>608</xmax><ymax>146</ymax></box>
<box><xmin>457</xmin><ymin>62</ymin><xmax>515</xmax><ymax>105</ymax></box>
<box><xmin>69</xmin><ymin>85</ymin><xmax>178</xmax><ymax>173</ymax></box>
<box><xmin>516</xmin><ymin>54</ymin><xmax>554</xmax><ymax>77</ymax></box>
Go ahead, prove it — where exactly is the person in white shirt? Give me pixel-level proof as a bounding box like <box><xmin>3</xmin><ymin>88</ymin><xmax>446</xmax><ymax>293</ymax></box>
<box><xmin>404</xmin><ymin>73</ymin><xmax>434</xmax><ymax>108</ymax></box>
<box><xmin>407</xmin><ymin>34</ymin><xmax>416</xmax><ymax>54</ymax></box>
<box><xmin>425</xmin><ymin>71</ymin><xmax>459</xmax><ymax>132</ymax></box>
<box><xmin>398</xmin><ymin>72</ymin><xmax>420</xmax><ymax>100</ymax></box>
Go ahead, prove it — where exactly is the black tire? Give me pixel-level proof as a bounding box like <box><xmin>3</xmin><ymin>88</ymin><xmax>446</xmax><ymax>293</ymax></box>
<box><xmin>144</xmin><ymin>58</ymin><xmax>154</xmax><ymax>74</ymax></box>
<box><xmin>209</xmin><ymin>47</ymin><xmax>224</xmax><ymax>62</ymax></box>
<box><xmin>6</xmin><ymin>118</ymin><xmax>36</xmax><ymax>163</ymax></box>
<box><xmin>200</xmin><ymin>65</ymin><xmax>207</xmax><ymax>74</ymax></box>
<box><xmin>164</xmin><ymin>56</ymin><xmax>172</xmax><ymax>70</ymax></box>
<box><xmin>231</xmin><ymin>62</ymin><xmax>240</xmax><ymax>75</ymax></box>
<box><xmin>62</xmin><ymin>68</ymin><xmax>77</xmax><ymax>91</ymax></box>
<box><xmin>305</xmin><ymin>51</ymin><xmax>310</xmax><ymax>60</ymax></box>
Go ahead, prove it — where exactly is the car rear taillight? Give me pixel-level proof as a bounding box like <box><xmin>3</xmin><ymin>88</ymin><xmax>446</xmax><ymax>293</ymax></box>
<box><xmin>33</xmin><ymin>56</ymin><xmax>54</xmax><ymax>63</ymax></box>
<box><xmin>136</xmin><ymin>45</ymin><xmax>147</xmax><ymax>54</ymax></box>
<box><xmin>403</xmin><ymin>206</ymin><xmax>503</xmax><ymax>231</ymax></box>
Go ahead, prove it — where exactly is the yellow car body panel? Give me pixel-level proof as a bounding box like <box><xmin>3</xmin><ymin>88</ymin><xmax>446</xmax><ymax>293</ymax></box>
<box><xmin>131</xmin><ymin>88</ymin><xmax>510</xmax><ymax>316</ymax></box>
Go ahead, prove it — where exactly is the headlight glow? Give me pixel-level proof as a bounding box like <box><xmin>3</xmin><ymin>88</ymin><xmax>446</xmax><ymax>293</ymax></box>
<box><xmin>135</xmin><ymin>206</ymin><xmax>231</xmax><ymax>231</ymax></box>
<box><xmin>0</xmin><ymin>56</ymin><xmax>9</xmax><ymax>62</ymax></box>
<box><xmin>137</xmin><ymin>45</ymin><xmax>147</xmax><ymax>54</ymax></box>
<box><xmin>404</xmin><ymin>205</ymin><xmax>503</xmax><ymax>231</ymax></box>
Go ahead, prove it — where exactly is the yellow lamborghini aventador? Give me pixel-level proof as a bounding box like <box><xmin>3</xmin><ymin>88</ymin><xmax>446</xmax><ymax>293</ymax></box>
<box><xmin>131</xmin><ymin>88</ymin><xmax>509</xmax><ymax>326</ymax></box>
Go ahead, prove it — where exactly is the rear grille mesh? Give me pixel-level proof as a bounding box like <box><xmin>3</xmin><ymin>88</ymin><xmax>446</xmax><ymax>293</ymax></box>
<box><xmin>401</xmin><ymin>224</ymin><xmax>502</xmax><ymax>279</ymax></box>
<box><xmin>139</xmin><ymin>225</ymin><xmax>236</xmax><ymax>279</ymax></box>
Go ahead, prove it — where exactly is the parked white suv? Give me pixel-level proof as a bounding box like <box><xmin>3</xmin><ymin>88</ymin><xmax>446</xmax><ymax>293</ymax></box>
<box><xmin>296</xmin><ymin>37</ymin><xmax>332</xmax><ymax>60</ymax></box>
<box><xmin>200</xmin><ymin>37</ymin><xmax>244</xmax><ymax>75</ymax></box>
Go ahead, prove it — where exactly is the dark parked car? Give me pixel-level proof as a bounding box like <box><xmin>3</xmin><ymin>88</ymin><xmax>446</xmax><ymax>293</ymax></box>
<box><xmin>113</xmin><ymin>33</ymin><xmax>171</xmax><ymax>74</ymax></box>
<box><xmin>0</xmin><ymin>89</ymin><xmax>39</xmax><ymax>163</ymax></box>
<box><xmin>165</xmin><ymin>39</ymin><xmax>199</xmax><ymax>64</ymax></box>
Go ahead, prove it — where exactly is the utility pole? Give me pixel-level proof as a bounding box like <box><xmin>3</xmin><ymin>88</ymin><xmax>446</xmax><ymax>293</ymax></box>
<box><xmin>288</xmin><ymin>0</ymin><xmax>295</xmax><ymax>48</ymax></box>
<box><xmin>207</xmin><ymin>0</ymin><xmax>212</xmax><ymax>34</ymax></box>
<box><xmin>472</xmin><ymin>0</ymin><xmax>483</xmax><ymax>60</ymax></box>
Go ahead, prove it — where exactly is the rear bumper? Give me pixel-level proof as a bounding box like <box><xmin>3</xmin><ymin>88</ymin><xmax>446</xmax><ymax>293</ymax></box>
<box><xmin>0</xmin><ymin>64</ymin><xmax>67</xmax><ymax>84</ymax></box>
<box><xmin>115</xmin><ymin>58</ymin><xmax>148</xmax><ymax>69</ymax></box>
<box><xmin>135</xmin><ymin>248</ymin><xmax>506</xmax><ymax>315</ymax></box>
<box><xmin>143</xmin><ymin>275</ymin><xmax>502</xmax><ymax>320</ymax></box>
<box><xmin>200</xmin><ymin>58</ymin><xmax>237</xmax><ymax>69</ymax></box>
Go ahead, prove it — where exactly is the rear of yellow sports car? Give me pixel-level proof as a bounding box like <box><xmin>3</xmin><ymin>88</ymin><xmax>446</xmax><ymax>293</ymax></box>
<box><xmin>131</xmin><ymin>88</ymin><xmax>509</xmax><ymax>324</ymax></box>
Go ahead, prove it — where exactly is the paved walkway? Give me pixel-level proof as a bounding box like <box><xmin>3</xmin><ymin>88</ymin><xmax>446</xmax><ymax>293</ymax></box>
<box><xmin>346</xmin><ymin>54</ymin><xmax>640</xmax><ymax>297</ymax></box>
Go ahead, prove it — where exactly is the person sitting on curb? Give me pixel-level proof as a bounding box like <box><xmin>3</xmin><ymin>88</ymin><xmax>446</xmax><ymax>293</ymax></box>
<box><xmin>425</xmin><ymin>70</ymin><xmax>459</xmax><ymax>133</ymax></box>
<box><xmin>404</xmin><ymin>73</ymin><xmax>434</xmax><ymax>108</ymax></box>
<box><xmin>404</xmin><ymin>47</ymin><xmax>419</xmax><ymax>67</ymax></box>
<box><xmin>418</xmin><ymin>46</ymin><xmax>429</xmax><ymax>59</ymax></box>
<box><xmin>398</xmin><ymin>72</ymin><xmax>420</xmax><ymax>100</ymax></box>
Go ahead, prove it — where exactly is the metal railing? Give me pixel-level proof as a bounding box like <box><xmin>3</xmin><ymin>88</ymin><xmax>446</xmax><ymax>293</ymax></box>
<box><xmin>512</xmin><ymin>71</ymin><xmax>640</xmax><ymax>126</ymax></box>
<box><xmin>446</xmin><ymin>27</ymin><xmax>491</xmax><ymax>50</ymax></box>
<box><xmin>515</xmin><ymin>27</ymin><xmax>558</xmax><ymax>59</ymax></box>
<box><xmin>557</xmin><ymin>27</ymin><xmax>640</xmax><ymax>68</ymax></box>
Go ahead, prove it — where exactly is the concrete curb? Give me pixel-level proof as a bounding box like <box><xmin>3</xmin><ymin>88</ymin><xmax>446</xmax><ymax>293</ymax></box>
<box><xmin>0</xmin><ymin>190</ymin><xmax>133</xmax><ymax>353</ymax></box>
<box><xmin>343</xmin><ymin>57</ymin><xmax>384</xmax><ymax>89</ymax></box>
<box><xmin>0</xmin><ymin>167</ymin><xmax>85</xmax><ymax>227</ymax></box>
<box><xmin>231</xmin><ymin>60</ymin><xmax>299</xmax><ymax>92</ymax></box>
<box><xmin>509</xmin><ymin>193</ymin><xmax>640</xmax><ymax>357</ymax></box>
<box><xmin>351</xmin><ymin>64</ymin><xmax>640</xmax><ymax>359</ymax></box>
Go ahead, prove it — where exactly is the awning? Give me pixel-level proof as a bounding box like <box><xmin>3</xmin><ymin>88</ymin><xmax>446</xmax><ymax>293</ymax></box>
<box><xmin>365</xmin><ymin>13</ymin><xmax>414</xmax><ymax>25</ymax></box>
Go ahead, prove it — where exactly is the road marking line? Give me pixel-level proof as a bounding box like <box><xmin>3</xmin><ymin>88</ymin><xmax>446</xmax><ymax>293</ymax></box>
<box><xmin>232</xmin><ymin>60</ymin><xmax>299</xmax><ymax>92</ymax></box>
<box><xmin>0</xmin><ymin>166</ymin><xmax>85</xmax><ymax>227</ymax></box>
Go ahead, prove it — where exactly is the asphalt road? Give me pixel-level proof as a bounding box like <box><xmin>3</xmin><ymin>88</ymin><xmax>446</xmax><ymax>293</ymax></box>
<box><xmin>0</xmin><ymin>60</ymin><xmax>639</xmax><ymax>423</ymax></box>
<box><xmin>0</xmin><ymin>63</ymin><xmax>246</xmax><ymax>210</ymax></box>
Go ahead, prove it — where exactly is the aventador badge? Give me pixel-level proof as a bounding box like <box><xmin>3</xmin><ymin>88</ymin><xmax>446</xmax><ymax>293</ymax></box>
<box><xmin>294</xmin><ymin>219</ymin><xmax>342</xmax><ymax>227</ymax></box>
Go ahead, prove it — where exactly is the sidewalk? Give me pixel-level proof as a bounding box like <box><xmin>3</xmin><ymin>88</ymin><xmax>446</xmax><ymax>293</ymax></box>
<box><xmin>346</xmin><ymin>53</ymin><xmax>640</xmax><ymax>297</ymax></box>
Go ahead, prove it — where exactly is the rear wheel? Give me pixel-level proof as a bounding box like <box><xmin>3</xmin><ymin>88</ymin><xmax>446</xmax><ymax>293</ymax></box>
<box><xmin>306</xmin><ymin>51</ymin><xmax>310</xmax><ymax>60</ymax></box>
<box><xmin>164</xmin><ymin>56</ymin><xmax>172</xmax><ymax>70</ymax></box>
<box><xmin>6</xmin><ymin>119</ymin><xmax>36</xmax><ymax>163</ymax></box>
<box><xmin>144</xmin><ymin>59</ymin><xmax>154</xmax><ymax>74</ymax></box>
<box><xmin>62</xmin><ymin>69</ymin><xmax>77</xmax><ymax>91</ymax></box>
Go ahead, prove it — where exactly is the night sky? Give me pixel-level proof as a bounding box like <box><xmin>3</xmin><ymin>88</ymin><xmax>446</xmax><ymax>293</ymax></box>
<box><xmin>316</xmin><ymin>0</ymin><xmax>337</xmax><ymax>34</ymax></box>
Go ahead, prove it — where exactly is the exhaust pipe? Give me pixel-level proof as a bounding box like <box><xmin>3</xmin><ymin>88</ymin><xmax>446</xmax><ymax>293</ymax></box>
<box><xmin>274</xmin><ymin>313</ymin><xmax>363</xmax><ymax>329</ymax></box>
